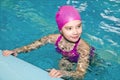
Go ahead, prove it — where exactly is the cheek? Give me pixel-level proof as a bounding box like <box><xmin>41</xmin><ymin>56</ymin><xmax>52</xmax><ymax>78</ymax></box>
<box><xmin>61</xmin><ymin>30</ymin><xmax>71</xmax><ymax>35</ymax></box>
<box><xmin>62</xmin><ymin>31</ymin><xmax>71</xmax><ymax>38</ymax></box>
<box><xmin>80</xmin><ymin>29</ymin><xmax>82</xmax><ymax>33</ymax></box>
<box><xmin>64</xmin><ymin>32</ymin><xmax>70</xmax><ymax>37</ymax></box>
<box><xmin>61</xmin><ymin>30</ymin><xmax>66</xmax><ymax>36</ymax></box>
<box><xmin>79</xmin><ymin>27</ymin><xmax>82</xmax><ymax>33</ymax></box>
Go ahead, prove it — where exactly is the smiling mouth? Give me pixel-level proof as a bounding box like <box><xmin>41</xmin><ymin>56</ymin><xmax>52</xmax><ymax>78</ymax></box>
<box><xmin>72</xmin><ymin>36</ymin><xmax>79</xmax><ymax>39</ymax></box>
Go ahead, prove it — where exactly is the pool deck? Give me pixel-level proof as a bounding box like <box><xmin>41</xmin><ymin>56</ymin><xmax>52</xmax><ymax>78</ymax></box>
<box><xmin>0</xmin><ymin>50</ymin><xmax>63</xmax><ymax>80</ymax></box>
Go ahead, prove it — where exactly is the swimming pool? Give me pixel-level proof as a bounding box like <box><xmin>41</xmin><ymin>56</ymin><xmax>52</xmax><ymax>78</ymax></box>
<box><xmin>0</xmin><ymin>0</ymin><xmax>120</xmax><ymax>80</ymax></box>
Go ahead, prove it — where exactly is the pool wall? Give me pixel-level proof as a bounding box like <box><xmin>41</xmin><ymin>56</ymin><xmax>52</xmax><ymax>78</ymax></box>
<box><xmin>0</xmin><ymin>50</ymin><xmax>62</xmax><ymax>80</ymax></box>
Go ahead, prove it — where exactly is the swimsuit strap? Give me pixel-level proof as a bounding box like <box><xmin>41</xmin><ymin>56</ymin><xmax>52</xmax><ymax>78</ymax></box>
<box><xmin>55</xmin><ymin>35</ymin><xmax>62</xmax><ymax>47</ymax></box>
<box><xmin>55</xmin><ymin>35</ymin><xmax>80</xmax><ymax>53</ymax></box>
<box><xmin>55</xmin><ymin>35</ymin><xmax>81</xmax><ymax>63</ymax></box>
<box><xmin>72</xmin><ymin>37</ymin><xmax>80</xmax><ymax>52</ymax></box>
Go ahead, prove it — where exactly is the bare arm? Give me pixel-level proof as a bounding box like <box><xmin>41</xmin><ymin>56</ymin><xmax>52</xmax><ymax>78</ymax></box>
<box><xmin>61</xmin><ymin>39</ymin><xmax>90</xmax><ymax>78</ymax></box>
<box><xmin>13</xmin><ymin>34</ymin><xmax>59</xmax><ymax>53</ymax></box>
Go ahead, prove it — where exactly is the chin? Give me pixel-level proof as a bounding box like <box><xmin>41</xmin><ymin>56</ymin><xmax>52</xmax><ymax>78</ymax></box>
<box><xmin>70</xmin><ymin>38</ymin><xmax>80</xmax><ymax>43</ymax></box>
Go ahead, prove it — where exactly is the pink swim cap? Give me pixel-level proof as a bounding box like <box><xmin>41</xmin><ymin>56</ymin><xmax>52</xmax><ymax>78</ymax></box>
<box><xmin>56</xmin><ymin>5</ymin><xmax>81</xmax><ymax>30</ymax></box>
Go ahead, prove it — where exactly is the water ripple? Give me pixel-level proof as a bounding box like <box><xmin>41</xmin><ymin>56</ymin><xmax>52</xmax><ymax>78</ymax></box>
<box><xmin>107</xmin><ymin>38</ymin><xmax>120</xmax><ymax>47</ymax></box>
<box><xmin>109</xmin><ymin>0</ymin><xmax>120</xmax><ymax>3</ymax></box>
<box><xmin>86</xmin><ymin>33</ymin><xmax>104</xmax><ymax>45</ymax></box>
<box><xmin>77</xmin><ymin>2</ymin><xmax>88</xmax><ymax>12</ymax></box>
<box><xmin>99</xmin><ymin>22</ymin><xmax>120</xmax><ymax>35</ymax></box>
<box><xmin>105</xmin><ymin>50</ymin><xmax>117</xmax><ymax>56</ymax></box>
<box><xmin>100</xmin><ymin>13</ymin><xmax>120</xmax><ymax>23</ymax></box>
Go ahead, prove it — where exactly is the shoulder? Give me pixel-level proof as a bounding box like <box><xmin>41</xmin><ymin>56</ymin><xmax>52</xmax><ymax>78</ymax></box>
<box><xmin>48</xmin><ymin>34</ymin><xmax>60</xmax><ymax>38</ymax></box>
<box><xmin>79</xmin><ymin>39</ymin><xmax>90</xmax><ymax>48</ymax></box>
<box><xmin>77</xmin><ymin>38</ymin><xmax>90</xmax><ymax>54</ymax></box>
<box><xmin>46</xmin><ymin>34</ymin><xmax>61</xmax><ymax>43</ymax></box>
<box><xmin>48</xmin><ymin>34</ymin><xmax>60</xmax><ymax>40</ymax></box>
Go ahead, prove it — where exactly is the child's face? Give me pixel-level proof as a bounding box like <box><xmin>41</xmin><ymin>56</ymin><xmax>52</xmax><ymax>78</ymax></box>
<box><xmin>61</xmin><ymin>20</ymin><xmax>82</xmax><ymax>42</ymax></box>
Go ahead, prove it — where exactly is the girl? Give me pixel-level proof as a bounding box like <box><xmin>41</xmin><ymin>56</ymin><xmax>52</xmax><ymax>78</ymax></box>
<box><xmin>3</xmin><ymin>5</ymin><xmax>95</xmax><ymax>80</ymax></box>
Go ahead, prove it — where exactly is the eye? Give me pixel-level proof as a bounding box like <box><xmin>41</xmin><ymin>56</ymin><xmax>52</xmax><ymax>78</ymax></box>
<box><xmin>78</xmin><ymin>25</ymin><xmax>81</xmax><ymax>28</ymax></box>
<box><xmin>77</xmin><ymin>25</ymin><xmax>81</xmax><ymax>28</ymax></box>
<box><xmin>77</xmin><ymin>23</ymin><xmax>82</xmax><ymax>28</ymax></box>
<box><xmin>68</xmin><ymin>27</ymin><xmax>72</xmax><ymax>30</ymax></box>
<box><xmin>65</xmin><ymin>26</ymin><xmax>72</xmax><ymax>30</ymax></box>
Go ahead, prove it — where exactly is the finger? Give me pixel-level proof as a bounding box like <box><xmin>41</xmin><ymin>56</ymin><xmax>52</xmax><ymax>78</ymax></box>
<box><xmin>5</xmin><ymin>52</ymin><xmax>11</xmax><ymax>56</ymax></box>
<box><xmin>53</xmin><ymin>71</ymin><xmax>62</xmax><ymax>78</ymax></box>
<box><xmin>2</xmin><ymin>50</ymin><xmax>14</xmax><ymax>56</ymax></box>
<box><xmin>56</xmin><ymin>74</ymin><xmax>63</xmax><ymax>78</ymax></box>
<box><xmin>49</xmin><ymin>69</ymin><xmax>58</xmax><ymax>77</ymax></box>
<box><xmin>2</xmin><ymin>51</ymin><xmax>9</xmax><ymax>56</ymax></box>
<box><xmin>49</xmin><ymin>69</ymin><xmax>63</xmax><ymax>78</ymax></box>
<box><xmin>13</xmin><ymin>53</ymin><xmax>18</xmax><ymax>56</ymax></box>
<box><xmin>49</xmin><ymin>69</ymin><xmax>56</xmax><ymax>77</ymax></box>
<box><xmin>4</xmin><ymin>53</ymin><xmax>10</xmax><ymax>56</ymax></box>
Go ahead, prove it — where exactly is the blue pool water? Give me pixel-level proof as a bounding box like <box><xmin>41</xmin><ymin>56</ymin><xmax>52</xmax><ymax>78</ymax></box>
<box><xmin>0</xmin><ymin>0</ymin><xmax>120</xmax><ymax>80</ymax></box>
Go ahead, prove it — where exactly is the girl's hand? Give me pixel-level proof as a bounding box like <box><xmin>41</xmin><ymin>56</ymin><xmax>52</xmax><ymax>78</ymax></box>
<box><xmin>2</xmin><ymin>50</ymin><xmax>17</xmax><ymax>56</ymax></box>
<box><xmin>49</xmin><ymin>68</ymin><xmax>63</xmax><ymax>78</ymax></box>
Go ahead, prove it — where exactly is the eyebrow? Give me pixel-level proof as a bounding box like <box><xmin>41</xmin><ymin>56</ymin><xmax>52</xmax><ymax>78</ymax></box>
<box><xmin>65</xmin><ymin>23</ymin><xmax>82</xmax><ymax>27</ymax></box>
<box><xmin>77</xmin><ymin>23</ymin><xmax>82</xmax><ymax>26</ymax></box>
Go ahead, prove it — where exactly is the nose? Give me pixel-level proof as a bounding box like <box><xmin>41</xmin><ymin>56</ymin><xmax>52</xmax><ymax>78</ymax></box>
<box><xmin>73</xmin><ymin>28</ymin><xmax>79</xmax><ymax>35</ymax></box>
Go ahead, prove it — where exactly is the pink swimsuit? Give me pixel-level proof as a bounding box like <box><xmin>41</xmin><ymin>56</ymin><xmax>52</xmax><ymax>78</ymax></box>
<box><xmin>55</xmin><ymin>35</ymin><xmax>95</xmax><ymax>63</ymax></box>
<box><xmin>55</xmin><ymin>35</ymin><xmax>80</xmax><ymax>62</ymax></box>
